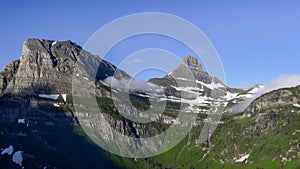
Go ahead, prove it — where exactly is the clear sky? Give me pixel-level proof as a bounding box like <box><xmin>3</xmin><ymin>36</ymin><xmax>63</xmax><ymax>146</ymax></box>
<box><xmin>0</xmin><ymin>0</ymin><xmax>300</xmax><ymax>88</ymax></box>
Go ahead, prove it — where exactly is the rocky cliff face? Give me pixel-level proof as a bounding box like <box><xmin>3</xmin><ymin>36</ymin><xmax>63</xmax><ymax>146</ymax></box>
<box><xmin>240</xmin><ymin>86</ymin><xmax>300</xmax><ymax>137</ymax></box>
<box><xmin>0</xmin><ymin>38</ymin><xmax>132</xmax><ymax>168</ymax></box>
<box><xmin>5</xmin><ymin>39</ymin><xmax>76</xmax><ymax>94</ymax></box>
<box><xmin>2</xmin><ymin>38</ymin><xmax>129</xmax><ymax>96</ymax></box>
<box><xmin>245</xmin><ymin>86</ymin><xmax>300</xmax><ymax>117</ymax></box>
<box><xmin>0</xmin><ymin>60</ymin><xmax>19</xmax><ymax>95</ymax></box>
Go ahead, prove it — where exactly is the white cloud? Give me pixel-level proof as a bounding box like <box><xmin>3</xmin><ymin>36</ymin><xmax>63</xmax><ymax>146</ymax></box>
<box><xmin>231</xmin><ymin>74</ymin><xmax>300</xmax><ymax>113</ymax></box>
<box><xmin>257</xmin><ymin>74</ymin><xmax>300</xmax><ymax>96</ymax></box>
<box><xmin>124</xmin><ymin>58</ymin><xmax>143</xmax><ymax>64</ymax></box>
<box><xmin>103</xmin><ymin>76</ymin><xmax>162</xmax><ymax>93</ymax></box>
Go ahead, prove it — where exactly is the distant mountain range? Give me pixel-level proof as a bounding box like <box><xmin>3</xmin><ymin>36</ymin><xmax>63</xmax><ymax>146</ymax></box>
<box><xmin>0</xmin><ymin>39</ymin><xmax>299</xmax><ymax>169</ymax></box>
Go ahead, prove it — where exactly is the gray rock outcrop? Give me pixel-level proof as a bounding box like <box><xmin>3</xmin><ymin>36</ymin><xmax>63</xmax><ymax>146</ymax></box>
<box><xmin>2</xmin><ymin>38</ymin><xmax>128</xmax><ymax>95</ymax></box>
<box><xmin>245</xmin><ymin>86</ymin><xmax>300</xmax><ymax>117</ymax></box>
<box><xmin>0</xmin><ymin>60</ymin><xmax>20</xmax><ymax>95</ymax></box>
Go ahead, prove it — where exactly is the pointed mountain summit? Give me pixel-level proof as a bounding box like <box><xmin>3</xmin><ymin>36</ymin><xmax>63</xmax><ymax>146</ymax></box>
<box><xmin>169</xmin><ymin>55</ymin><xmax>213</xmax><ymax>84</ymax></box>
<box><xmin>182</xmin><ymin>55</ymin><xmax>203</xmax><ymax>71</ymax></box>
<box><xmin>149</xmin><ymin>55</ymin><xmax>229</xmax><ymax>99</ymax></box>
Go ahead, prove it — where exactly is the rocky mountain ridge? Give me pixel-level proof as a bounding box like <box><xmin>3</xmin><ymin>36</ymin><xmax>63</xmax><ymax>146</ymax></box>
<box><xmin>1</xmin><ymin>38</ymin><xmax>128</xmax><ymax>96</ymax></box>
<box><xmin>0</xmin><ymin>38</ymin><xmax>299</xmax><ymax>169</ymax></box>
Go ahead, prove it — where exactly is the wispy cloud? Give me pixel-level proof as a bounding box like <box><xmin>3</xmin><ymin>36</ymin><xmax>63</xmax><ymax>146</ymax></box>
<box><xmin>103</xmin><ymin>76</ymin><xmax>162</xmax><ymax>93</ymax></box>
<box><xmin>257</xmin><ymin>74</ymin><xmax>300</xmax><ymax>95</ymax></box>
<box><xmin>124</xmin><ymin>58</ymin><xmax>143</xmax><ymax>64</ymax></box>
<box><xmin>231</xmin><ymin>74</ymin><xmax>300</xmax><ymax>113</ymax></box>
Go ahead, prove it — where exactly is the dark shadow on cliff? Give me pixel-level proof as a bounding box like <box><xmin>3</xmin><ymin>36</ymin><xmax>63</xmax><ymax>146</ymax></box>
<box><xmin>0</xmin><ymin>85</ymin><xmax>127</xmax><ymax>169</ymax></box>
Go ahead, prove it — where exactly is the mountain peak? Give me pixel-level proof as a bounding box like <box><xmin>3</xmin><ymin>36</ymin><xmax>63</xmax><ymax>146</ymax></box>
<box><xmin>23</xmin><ymin>38</ymin><xmax>82</xmax><ymax>54</ymax></box>
<box><xmin>169</xmin><ymin>55</ymin><xmax>212</xmax><ymax>84</ymax></box>
<box><xmin>2</xmin><ymin>38</ymin><xmax>127</xmax><ymax>95</ymax></box>
<box><xmin>182</xmin><ymin>56</ymin><xmax>202</xmax><ymax>70</ymax></box>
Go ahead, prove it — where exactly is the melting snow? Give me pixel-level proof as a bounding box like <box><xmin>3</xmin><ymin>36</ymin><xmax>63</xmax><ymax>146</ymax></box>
<box><xmin>160</xmin><ymin>95</ymin><xmax>211</xmax><ymax>106</ymax></box>
<box><xmin>12</xmin><ymin>151</ymin><xmax>23</xmax><ymax>166</ymax></box>
<box><xmin>53</xmin><ymin>103</ymin><xmax>60</xmax><ymax>107</ymax></box>
<box><xmin>234</xmin><ymin>153</ymin><xmax>250</xmax><ymax>163</ymax></box>
<box><xmin>196</xmin><ymin>80</ymin><xmax>224</xmax><ymax>89</ymax></box>
<box><xmin>18</xmin><ymin>119</ymin><xmax>25</xmax><ymax>124</ymax></box>
<box><xmin>61</xmin><ymin>94</ymin><xmax>67</xmax><ymax>102</ymax></box>
<box><xmin>39</xmin><ymin>94</ymin><xmax>60</xmax><ymax>100</ymax></box>
<box><xmin>1</xmin><ymin>145</ymin><xmax>14</xmax><ymax>155</ymax></box>
<box><xmin>293</xmin><ymin>103</ymin><xmax>300</xmax><ymax>108</ymax></box>
<box><xmin>52</xmin><ymin>41</ymin><xmax>57</xmax><ymax>46</ymax></box>
<box><xmin>211</xmin><ymin>82</ymin><xmax>225</xmax><ymax>89</ymax></box>
<box><xmin>223</xmin><ymin>91</ymin><xmax>239</xmax><ymax>100</ymax></box>
<box><xmin>248</xmin><ymin>88</ymin><xmax>259</xmax><ymax>94</ymax></box>
<box><xmin>243</xmin><ymin>94</ymin><xmax>254</xmax><ymax>99</ymax></box>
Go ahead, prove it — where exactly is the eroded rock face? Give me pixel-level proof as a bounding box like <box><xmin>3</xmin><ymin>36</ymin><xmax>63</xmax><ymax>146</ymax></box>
<box><xmin>0</xmin><ymin>60</ymin><xmax>20</xmax><ymax>95</ymax></box>
<box><xmin>5</xmin><ymin>39</ymin><xmax>79</xmax><ymax>94</ymax></box>
<box><xmin>245</xmin><ymin>86</ymin><xmax>300</xmax><ymax>117</ymax></box>
<box><xmin>3</xmin><ymin>38</ymin><xmax>127</xmax><ymax>95</ymax></box>
<box><xmin>241</xmin><ymin>86</ymin><xmax>300</xmax><ymax>136</ymax></box>
<box><xmin>0</xmin><ymin>74</ymin><xmax>5</xmax><ymax>94</ymax></box>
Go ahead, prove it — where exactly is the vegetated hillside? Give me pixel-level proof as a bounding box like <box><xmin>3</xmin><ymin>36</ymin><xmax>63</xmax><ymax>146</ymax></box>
<box><xmin>136</xmin><ymin>86</ymin><xmax>300</xmax><ymax>169</ymax></box>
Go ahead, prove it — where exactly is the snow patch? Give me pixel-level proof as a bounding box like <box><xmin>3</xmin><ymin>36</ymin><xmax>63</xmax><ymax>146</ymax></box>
<box><xmin>234</xmin><ymin>153</ymin><xmax>250</xmax><ymax>163</ymax></box>
<box><xmin>223</xmin><ymin>91</ymin><xmax>239</xmax><ymax>100</ymax></box>
<box><xmin>1</xmin><ymin>145</ymin><xmax>14</xmax><ymax>155</ymax></box>
<box><xmin>242</xmin><ymin>93</ymin><xmax>254</xmax><ymax>99</ymax></box>
<box><xmin>53</xmin><ymin>103</ymin><xmax>60</xmax><ymax>107</ymax></box>
<box><xmin>52</xmin><ymin>41</ymin><xmax>57</xmax><ymax>46</ymax></box>
<box><xmin>18</xmin><ymin>119</ymin><xmax>25</xmax><ymax>124</ymax></box>
<box><xmin>293</xmin><ymin>103</ymin><xmax>300</xmax><ymax>108</ymax></box>
<box><xmin>196</xmin><ymin>80</ymin><xmax>225</xmax><ymax>89</ymax></box>
<box><xmin>12</xmin><ymin>151</ymin><xmax>23</xmax><ymax>166</ymax></box>
<box><xmin>61</xmin><ymin>94</ymin><xmax>67</xmax><ymax>102</ymax></box>
<box><xmin>39</xmin><ymin>94</ymin><xmax>60</xmax><ymax>100</ymax></box>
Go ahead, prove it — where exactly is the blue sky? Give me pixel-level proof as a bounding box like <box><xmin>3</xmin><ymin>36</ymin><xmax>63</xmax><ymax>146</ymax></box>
<box><xmin>0</xmin><ymin>0</ymin><xmax>300</xmax><ymax>88</ymax></box>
